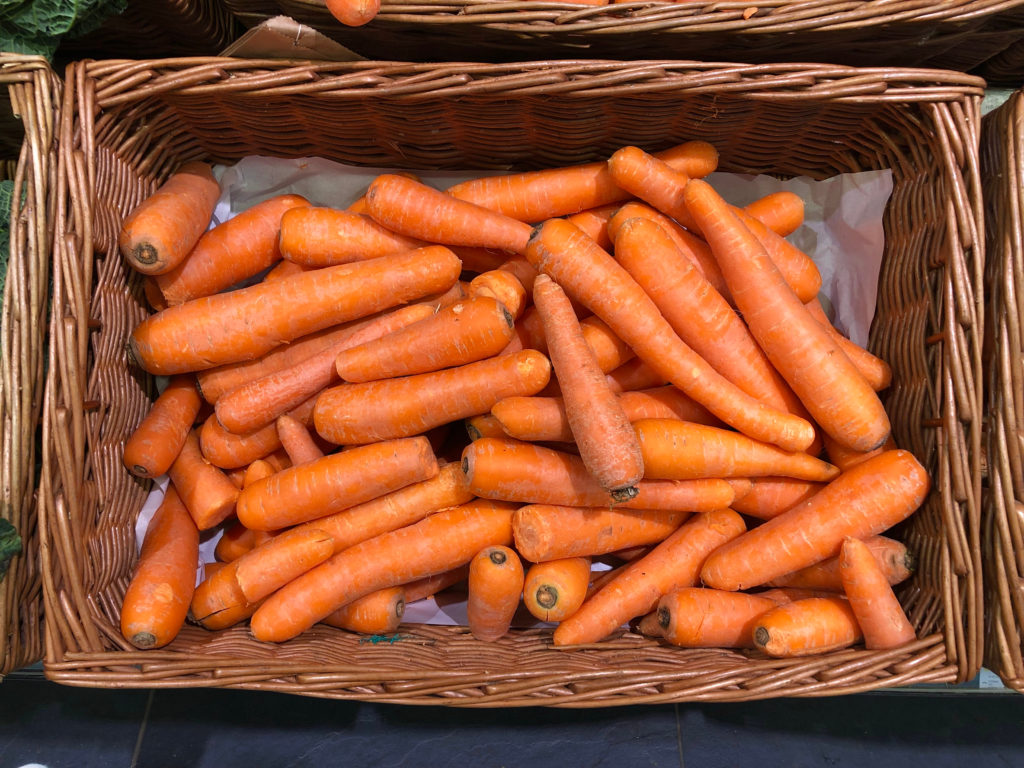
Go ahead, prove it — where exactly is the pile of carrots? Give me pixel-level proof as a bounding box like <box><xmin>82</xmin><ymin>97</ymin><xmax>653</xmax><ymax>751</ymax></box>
<box><xmin>117</xmin><ymin>139</ymin><xmax>927</xmax><ymax>660</ymax></box>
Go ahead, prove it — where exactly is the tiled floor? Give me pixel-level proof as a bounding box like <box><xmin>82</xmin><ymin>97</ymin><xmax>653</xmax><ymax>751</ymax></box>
<box><xmin>2</xmin><ymin>669</ymin><xmax>1023</xmax><ymax>768</ymax></box>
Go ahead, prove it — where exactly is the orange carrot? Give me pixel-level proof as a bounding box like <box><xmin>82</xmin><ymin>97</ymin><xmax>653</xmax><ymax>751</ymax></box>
<box><xmin>683</xmin><ymin>179</ymin><xmax>890</xmax><ymax>452</ymax></box>
<box><xmin>189</xmin><ymin>559</ymin><xmax>260</xmax><ymax>631</ymax></box>
<box><xmin>403</xmin><ymin>565</ymin><xmax>470</xmax><ymax>604</ymax></box>
<box><xmin>468</xmin><ymin>270</ymin><xmax>528</xmax><ymax>320</ymax></box>
<box><xmin>839</xmin><ymin>537</ymin><xmax>916</xmax><ymax>649</ymax></box>
<box><xmin>315</xmin><ymin>348</ymin><xmax>551</xmax><ymax>446</ymax></box>
<box><xmin>122</xmin><ymin>375</ymin><xmax>202</xmax><ymax>478</ymax></box>
<box><xmin>119</xmin><ymin>161</ymin><xmax>220</xmax><ymax>276</ymax></box>
<box><xmin>499</xmin><ymin>255</ymin><xmax>540</xmax><ymax>296</ymax></box>
<box><xmin>700</xmin><ymin>450</ymin><xmax>930</xmax><ymax>592</ymax></box>
<box><xmin>753</xmin><ymin>596</ymin><xmax>862</xmax><ymax>657</ymax></box>
<box><xmin>279</xmin><ymin>207</ymin><xmax>424</xmax><ymax>267</ymax></box>
<box><xmin>448</xmin><ymin>246</ymin><xmax>509</xmax><ymax>275</ymax></box>
<box><xmin>523</xmin><ymin>557</ymin><xmax>591</xmax><ymax>622</ymax></box>
<box><xmin>167</xmin><ymin>431</ymin><xmax>239</xmax><ymax>530</ymax></box>
<box><xmin>233</xmin><ymin>527</ymin><xmax>335</xmax><ymax>603</ymax></box>
<box><xmin>276</xmin><ymin>414</ymin><xmax>324</xmax><ymax>466</ymax></box>
<box><xmin>605</xmin><ymin>357</ymin><xmax>667</xmax><ymax>393</ymax></box>
<box><xmin>250</xmin><ymin>499</ymin><xmax>517</xmax><ymax>642</ymax></box>
<box><xmin>566</xmin><ymin>204</ymin><xmax>619</xmax><ymax>251</ymax></box>
<box><xmin>769</xmin><ymin>535</ymin><xmax>913</xmax><ymax>592</ymax></box>
<box><xmin>618</xmin><ymin>387</ymin><xmax>721</xmax><ymax>426</ymax></box>
<box><xmin>823</xmin><ymin>432</ymin><xmax>898</xmax><ymax>473</ymax></box>
<box><xmin>467</xmin><ymin>545</ymin><xmax>525</xmax><ymax>641</ymax></box>
<box><xmin>132</xmin><ymin>245</ymin><xmax>463</xmax><ymax>375</ymax></box>
<box><xmin>120</xmin><ymin>487</ymin><xmax>199</xmax><ymax>649</ymax></box>
<box><xmin>466</xmin><ymin>414</ymin><xmax>509</xmax><ymax>441</ymax></box>
<box><xmin>143</xmin><ymin>277</ymin><xmax>167</xmax><ymax>311</ymax></box>
<box><xmin>580</xmin><ymin>316</ymin><xmax>635</xmax><ymax>373</ymax></box>
<box><xmin>325</xmin><ymin>0</ymin><xmax>380</xmax><ymax>26</ymax></box>
<box><xmin>236</xmin><ymin>436</ymin><xmax>438</xmax><ymax>531</ymax></box>
<box><xmin>263</xmin><ymin>259</ymin><xmax>313</xmax><ymax>283</ymax></box>
<box><xmin>804</xmin><ymin>298</ymin><xmax>893</xmax><ymax>391</ymax></box>
<box><xmin>744</xmin><ymin>190</ymin><xmax>804</xmax><ymax>238</ymax></box>
<box><xmin>656</xmin><ymin>588</ymin><xmax>778</xmax><ymax>648</ymax></box>
<box><xmin>199</xmin><ymin>413</ymin><xmax>281</xmax><ymax>470</ymax></box>
<box><xmin>730</xmin><ymin>477</ymin><xmax>824</xmax><ymax>520</ymax></box>
<box><xmin>553</xmin><ymin>509</ymin><xmax>746</xmax><ymax>645</ymax></box>
<box><xmin>214</xmin><ymin>520</ymin><xmax>278</xmax><ymax>563</ymax></box>
<box><xmin>321</xmin><ymin>586</ymin><xmax>405</xmax><ymax>633</ymax></box>
<box><xmin>756</xmin><ymin>587</ymin><xmax>840</xmax><ymax>605</ymax></box>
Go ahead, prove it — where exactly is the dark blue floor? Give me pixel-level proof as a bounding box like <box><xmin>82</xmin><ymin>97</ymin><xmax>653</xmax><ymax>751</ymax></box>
<box><xmin>2</xmin><ymin>669</ymin><xmax>1023</xmax><ymax>768</ymax></box>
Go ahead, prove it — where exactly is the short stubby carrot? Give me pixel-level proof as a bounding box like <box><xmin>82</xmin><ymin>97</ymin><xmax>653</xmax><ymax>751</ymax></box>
<box><xmin>321</xmin><ymin>586</ymin><xmax>405</xmax><ymax>634</ymax></box>
<box><xmin>467</xmin><ymin>545</ymin><xmax>525</xmax><ymax>642</ymax></box>
<box><xmin>522</xmin><ymin>557</ymin><xmax>591</xmax><ymax>622</ymax></box>
<box><xmin>250</xmin><ymin>499</ymin><xmax>517</xmax><ymax>642</ymax></box>
<box><xmin>131</xmin><ymin>245</ymin><xmax>463</xmax><ymax>375</ymax></box>
<box><xmin>752</xmin><ymin>596</ymin><xmax>862</xmax><ymax>657</ymax></box>
<box><xmin>236</xmin><ymin>436</ymin><xmax>438</xmax><ymax>531</ymax></box>
<box><xmin>839</xmin><ymin>537</ymin><xmax>917</xmax><ymax>649</ymax></box>
<box><xmin>234</xmin><ymin>527</ymin><xmax>336</xmax><ymax>604</ymax></box>
<box><xmin>744</xmin><ymin>191</ymin><xmax>804</xmax><ymax>238</ymax></box>
<box><xmin>168</xmin><ymin>430</ymin><xmax>239</xmax><ymax>530</ymax></box>
<box><xmin>118</xmin><ymin>160</ymin><xmax>220</xmax><ymax>275</ymax></box>
<box><xmin>315</xmin><ymin>349</ymin><xmax>551</xmax><ymax>446</ymax></box>
<box><xmin>278</xmin><ymin>206</ymin><xmax>424</xmax><ymax>267</ymax></box>
<box><xmin>700</xmin><ymin>450</ymin><xmax>930</xmax><ymax>592</ymax></box>
<box><xmin>467</xmin><ymin>270</ymin><xmax>528</xmax><ymax>321</ymax></box>
<box><xmin>656</xmin><ymin>588</ymin><xmax>778</xmax><ymax>648</ymax></box>
<box><xmin>120</xmin><ymin>487</ymin><xmax>199</xmax><ymax>649</ymax></box>
<box><xmin>123</xmin><ymin>375</ymin><xmax>201</xmax><ymax>478</ymax></box>
<box><xmin>730</xmin><ymin>477</ymin><xmax>824</xmax><ymax>520</ymax></box>
<box><xmin>769</xmin><ymin>535</ymin><xmax>914</xmax><ymax>592</ymax></box>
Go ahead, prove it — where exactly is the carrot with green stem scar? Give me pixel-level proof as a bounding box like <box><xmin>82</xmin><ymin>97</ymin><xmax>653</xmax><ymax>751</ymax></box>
<box><xmin>123</xmin><ymin>375</ymin><xmax>202</xmax><ymax>478</ymax></box>
<box><xmin>468</xmin><ymin>545</ymin><xmax>525</xmax><ymax>641</ymax></box>
<box><xmin>279</xmin><ymin>207</ymin><xmax>424</xmax><ymax>267</ymax></box>
<box><xmin>168</xmin><ymin>430</ymin><xmax>239</xmax><ymax>531</ymax></box>
<box><xmin>753</xmin><ymin>596</ymin><xmax>862</xmax><ymax>657</ymax></box>
<box><xmin>744</xmin><ymin>191</ymin><xmax>804</xmax><ymax>238</ymax></box>
<box><xmin>656</xmin><ymin>588</ymin><xmax>778</xmax><ymax>648</ymax></box>
<box><xmin>768</xmin><ymin>534</ymin><xmax>913</xmax><ymax>592</ymax></box>
<box><xmin>523</xmin><ymin>557</ymin><xmax>591</xmax><ymax>622</ymax></box>
<box><xmin>838</xmin><ymin>537</ymin><xmax>916</xmax><ymax>649</ymax></box>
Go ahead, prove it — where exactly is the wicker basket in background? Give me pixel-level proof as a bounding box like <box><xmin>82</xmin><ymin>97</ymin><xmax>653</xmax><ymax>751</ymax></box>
<box><xmin>42</xmin><ymin>58</ymin><xmax>985</xmax><ymax>704</ymax></box>
<box><xmin>0</xmin><ymin>55</ymin><xmax>60</xmax><ymax>679</ymax></box>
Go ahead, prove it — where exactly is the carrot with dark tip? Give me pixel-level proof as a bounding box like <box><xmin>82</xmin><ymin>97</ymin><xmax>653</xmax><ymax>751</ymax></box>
<box><xmin>523</xmin><ymin>557</ymin><xmax>591</xmax><ymax>622</ymax></box>
<box><xmin>123</xmin><ymin>375</ymin><xmax>202</xmax><ymax>478</ymax></box>
<box><xmin>768</xmin><ymin>534</ymin><xmax>914</xmax><ymax>592</ymax></box>
<box><xmin>656</xmin><ymin>588</ymin><xmax>778</xmax><ymax>648</ymax></box>
<box><xmin>322</xmin><ymin>586</ymin><xmax>405</xmax><ymax>634</ymax></box>
<box><xmin>468</xmin><ymin>545</ymin><xmax>525</xmax><ymax>641</ymax></box>
<box><xmin>276</xmin><ymin>414</ymin><xmax>324</xmax><ymax>466</ymax></box>
<box><xmin>168</xmin><ymin>430</ymin><xmax>239</xmax><ymax>530</ymax></box>
<box><xmin>466</xmin><ymin>414</ymin><xmax>509</xmax><ymax>441</ymax></box>
<box><xmin>278</xmin><ymin>207</ymin><xmax>424</xmax><ymax>267</ymax></box>
<box><xmin>839</xmin><ymin>537</ymin><xmax>917</xmax><ymax>649</ymax></box>
<box><xmin>753</xmin><ymin>596</ymin><xmax>862</xmax><ymax>657</ymax></box>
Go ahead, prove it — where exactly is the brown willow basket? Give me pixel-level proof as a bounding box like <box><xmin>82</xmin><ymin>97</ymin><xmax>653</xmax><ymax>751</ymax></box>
<box><xmin>0</xmin><ymin>55</ymin><xmax>60</xmax><ymax>678</ymax></box>
<box><xmin>42</xmin><ymin>58</ymin><xmax>985</xmax><ymax>705</ymax></box>
<box><xmin>222</xmin><ymin>0</ymin><xmax>284</xmax><ymax>28</ymax></box>
<box><xmin>263</xmin><ymin>0</ymin><xmax>1024</xmax><ymax>76</ymax></box>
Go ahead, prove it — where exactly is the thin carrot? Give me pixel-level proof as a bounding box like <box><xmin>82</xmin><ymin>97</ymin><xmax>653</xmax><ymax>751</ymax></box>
<box><xmin>120</xmin><ymin>487</ymin><xmax>199</xmax><ymax>649</ymax></box>
<box><xmin>730</xmin><ymin>477</ymin><xmax>824</xmax><ymax>520</ymax></box>
<box><xmin>768</xmin><ymin>534</ymin><xmax>914</xmax><ymax>592</ymax></box>
<box><xmin>468</xmin><ymin>270</ymin><xmax>528</xmax><ymax>321</ymax></box>
<box><xmin>753</xmin><ymin>596</ymin><xmax>862</xmax><ymax>657</ymax></box>
<box><xmin>167</xmin><ymin>431</ymin><xmax>239</xmax><ymax>530</ymax></box>
<box><xmin>403</xmin><ymin>565</ymin><xmax>470</xmax><ymax>604</ymax></box>
<box><xmin>123</xmin><ymin>375</ymin><xmax>202</xmax><ymax>478</ymax></box>
<box><xmin>553</xmin><ymin>509</ymin><xmax>747</xmax><ymax>646</ymax></box>
<box><xmin>700</xmin><ymin>450</ymin><xmax>930</xmax><ymax>592</ymax></box>
<box><xmin>214</xmin><ymin>520</ymin><xmax>277</xmax><ymax>563</ymax></box>
<box><xmin>744</xmin><ymin>190</ymin><xmax>804</xmax><ymax>238</ymax></box>
<box><xmin>322</xmin><ymin>586</ymin><xmax>405</xmax><ymax>634</ymax></box>
<box><xmin>325</xmin><ymin>0</ymin><xmax>380</xmax><ymax>26</ymax></box>
<box><xmin>605</xmin><ymin>357</ymin><xmax>667</xmax><ymax>393</ymax></box>
<box><xmin>236</xmin><ymin>436</ymin><xmax>438</xmax><ymax>531</ymax></box>
<box><xmin>250</xmin><ymin>499</ymin><xmax>517</xmax><ymax>642</ymax></box>
<box><xmin>466</xmin><ymin>414</ymin><xmax>509</xmax><ymax>441</ymax></box>
<box><xmin>838</xmin><ymin>537</ymin><xmax>917</xmax><ymax>649</ymax></box>
<box><xmin>823</xmin><ymin>432</ymin><xmax>898</xmax><ymax>472</ymax></box>
<box><xmin>656</xmin><ymin>588</ymin><xmax>778</xmax><ymax>648</ymax></box>
<box><xmin>276</xmin><ymin>414</ymin><xmax>324</xmax><ymax>466</ymax></box>
<box><xmin>467</xmin><ymin>545</ymin><xmax>525</xmax><ymax>641</ymax></box>
<box><xmin>682</xmin><ymin>178</ymin><xmax>890</xmax><ymax>452</ymax></box>
<box><xmin>132</xmin><ymin>245</ymin><xmax>463</xmax><ymax>375</ymax></box>
<box><xmin>279</xmin><ymin>207</ymin><xmax>424</xmax><ymax>267</ymax></box>
<box><xmin>804</xmin><ymin>297</ymin><xmax>893</xmax><ymax>391</ymax></box>
<box><xmin>189</xmin><ymin>559</ymin><xmax>260</xmax><ymax>631</ymax></box>
<box><xmin>523</xmin><ymin>557</ymin><xmax>591</xmax><ymax>622</ymax></box>
<box><xmin>119</xmin><ymin>161</ymin><xmax>220</xmax><ymax>276</ymax></box>
<box><xmin>233</xmin><ymin>527</ymin><xmax>335</xmax><ymax>604</ymax></box>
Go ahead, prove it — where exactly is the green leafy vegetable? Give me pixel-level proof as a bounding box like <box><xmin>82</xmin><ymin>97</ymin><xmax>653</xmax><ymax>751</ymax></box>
<box><xmin>0</xmin><ymin>518</ymin><xmax>22</xmax><ymax>583</ymax></box>
<box><xmin>0</xmin><ymin>0</ymin><xmax>127</xmax><ymax>59</ymax></box>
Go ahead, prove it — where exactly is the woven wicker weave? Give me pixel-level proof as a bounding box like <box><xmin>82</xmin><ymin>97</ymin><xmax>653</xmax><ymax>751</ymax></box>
<box><xmin>222</xmin><ymin>0</ymin><xmax>284</xmax><ymax>28</ymax></box>
<box><xmin>0</xmin><ymin>55</ymin><xmax>60</xmax><ymax>678</ymax></box>
<box><xmin>43</xmin><ymin>58</ymin><xmax>985</xmax><ymax>704</ymax></box>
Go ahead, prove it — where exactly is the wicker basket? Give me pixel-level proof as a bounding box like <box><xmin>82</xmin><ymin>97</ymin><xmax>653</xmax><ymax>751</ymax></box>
<box><xmin>222</xmin><ymin>0</ymin><xmax>284</xmax><ymax>28</ymax></box>
<box><xmin>42</xmin><ymin>58</ymin><xmax>985</xmax><ymax>704</ymax></box>
<box><xmin>0</xmin><ymin>55</ymin><xmax>60</xmax><ymax>678</ymax></box>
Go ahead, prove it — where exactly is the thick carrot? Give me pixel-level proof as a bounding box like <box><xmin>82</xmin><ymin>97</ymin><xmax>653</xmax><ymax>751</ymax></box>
<box><xmin>656</xmin><ymin>588</ymin><xmax>778</xmax><ymax>648</ymax></box>
<box><xmin>279</xmin><ymin>207</ymin><xmax>424</xmax><ymax>267</ymax></box>
<box><xmin>553</xmin><ymin>509</ymin><xmax>747</xmax><ymax>645</ymax></box>
<box><xmin>744</xmin><ymin>191</ymin><xmax>804</xmax><ymax>238</ymax></box>
<box><xmin>132</xmin><ymin>245</ymin><xmax>463</xmax><ymax>375</ymax></box>
<box><xmin>566</xmin><ymin>204</ymin><xmax>618</xmax><ymax>251</ymax></box>
<box><xmin>467</xmin><ymin>545</ymin><xmax>525</xmax><ymax>641</ymax></box>
<box><xmin>236</xmin><ymin>436</ymin><xmax>438</xmax><ymax>531</ymax></box>
<box><xmin>325</xmin><ymin>0</ymin><xmax>380</xmax><ymax>26</ymax></box>
<box><xmin>804</xmin><ymin>298</ymin><xmax>893</xmax><ymax>391</ymax></box>
<box><xmin>233</xmin><ymin>527</ymin><xmax>335</xmax><ymax>604</ymax></box>
<box><xmin>683</xmin><ymin>179</ymin><xmax>890</xmax><ymax>452</ymax></box>
<box><xmin>189</xmin><ymin>559</ymin><xmax>261</xmax><ymax>631</ymax></box>
<box><xmin>730</xmin><ymin>477</ymin><xmax>824</xmax><ymax>520</ymax></box>
<box><xmin>634</xmin><ymin>419</ymin><xmax>839</xmax><ymax>482</ymax></box>
<box><xmin>119</xmin><ymin>161</ymin><xmax>220</xmax><ymax>275</ymax></box>
<box><xmin>155</xmin><ymin>194</ymin><xmax>309</xmax><ymax>305</ymax></box>
<box><xmin>314</xmin><ymin>348</ymin><xmax>551</xmax><ymax>446</ymax></box>
<box><xmin>532</xmin><ymin>273</ymin><xmax>643</xmax><ymax>492</ymax></box>
<box><xmin>322</xmin><ymin>586</ymin><xmax>405</xmax><ymax>634</ymax></box>
<box><xmin>120</xmin><ymin>487</ymin><xmax>199</xmax><ymax>649</ymax></box>
<box><xmin>404</xmin><ymin>565</ymin><xmax>470</xmax><ymax>604</ymax></box>
<box><xmin>823</xmin><ymin>432</ymin><xmax>898</xmax><ymax>473</ymax></box>
<box><xmin>250</xmin><ymin>499</ymin><xmax>517</xmax><ymax>642</ymax></box>
<box><xmin>214</xmin><ymin>520</ymin><xmax>277</xmax><ymax>563</ymax></box>
<box><xmin>466</xmin><ymin>414</ymin><xmax>509</xmax><ymax>441</ymax></box>
<box><xmin>199</xmin><ymin>414</ymin><xmax>281</xmax><ymax>470</ymax></box>
<box><xmin>700</xmin><ymin>450</ymin><xmax>930</xmax><ymax>591</ymax></box>
<box><xmin>839</xmin><ymin>537</ymin><xmax>916</xmax><ymax>649</ymax></box>
<box><xmin>468</xmin><ymin>270</ymin><xmax>528</xmax><ymax>321</ymax></box>
<box><xmin>525</xmin><ymin>219</ymin><xmax>814</xmax><ymax>453</ymax></box>
<box><xmin>753</xmin><ymin>596</ymin><xmax>862</xmax><ymax>657</ymax></box>
<box><xmin>123</xmin><ymin>375</ymin><xmax>202</xmax><ymax>478</ymax></box>
<box><xmin>770</xmin><ymin>535</ymin><xmax>913</xmax><ymax>592</ymax></box>
<box><xmin>605</xmin><ymin>357</ymin><xmax>667</xmax><ymax>393</ymax></box>
<box><xmin>276</xmin><ymin>414</ymin><xmax>324</xmax><ymax>466</ymax></box>
<box><xmin>167</xmin><ymin>431</ymin><xmax>239</xmax><ymax>530</ymax></box>
<box><xmin>523</xmin><ymin>557</ymin><xmax>591</xmax><ymax>622</ymax></box>
<box><xmin>367</xmin><ymin>174</ymin><xmax>534</xmax><ymax>254</ymax></box>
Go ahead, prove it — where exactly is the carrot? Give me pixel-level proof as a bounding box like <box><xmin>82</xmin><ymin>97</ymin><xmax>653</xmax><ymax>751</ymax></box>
<box><xmin>744</xmin><ymin>191</ymin><xmax>804</xmax><ymax>238</ymax></box>
<box><xmin>605</xmin><ymin>357</ymin><xmax>667</xmax><ymax>393</ymax></box>
<box><xmin>618</xmin><ymin>387</ymin><xmax>721</xmax><ymax>426</ymax></box>
<box><xmin>214</xmin><ymin>520</ymin><xmax>277</xmax><ymax>563</ymax></box>
<box><xmin>448</xmin><ymin>246</ymin><xmax>509</xmax><ymax>275</ymax></box>
<box><xmin>155</xmin><ymin>194</ymin><xmax>309</xmax><ymax>305</ymax></box>
<box><xmin>322</xmin><ymin>586</ymin><xmax>405</xmax><ymax>634</ymax></box>
<box><xmin>683</xmin><ymin>179</ymin><xmax>890</xmax><ymax>453</ymax></box>
<box><xmin>580</xmin><ymin>316</ymin><xmax>635</xmax><ymax>373</ymax></box>
<box><xmin>634</xmin><ymin>419</ymin><xmax>839</xmax><ymax>482</ymax></box>
<box><xmin>532</xmin><ymin>273</ymin><xmax>643</xmax><ymax>492</ymax></box>
<box><xmin>250</xmin><ymin>499</ymin><xmax>517</xmax><ymax>642</ymax></box>
<box><xmin>823</xmin><ymin>432</ymin><xmax>898</xmax><ymax>472</ymax></box>
<box><xmin>522</xmin><ymin>557</ymin><xmax>591</xmax><ymax>622</ymax></box>
<box><xmin>334</xmin><ymin>297</ymin><xmax>515</xmax><ymax>384</ymax></box>
<box><xmin>244</xmin><ymin>457</ymin><xmax>279</xmax><ymax>489</ymax></box>
<box><xmin>367</xmin><ymin>174</ymin><xmax>534</xmax><ymax>254</ymax></box>
<box><xmin>525</xmin><ymin>218</ymin><xmax>814</xmax><ymax>453</ymax></box>
<box><xmin>132</xmin><ymin>245</ymin><xmax>463</xmax><ymax>376</ymax></box>
<box><xmin>636</xmin><ymin>612</ymin><xmax>662</xmax><ymax>637</ymax></box>
<box><xmin>403</xmin><ymin>565</ymin><xmax>470</xmax><ymax>604</ymax></box>
<box><xmin>566</xmin><ymin>204</ymin><xmax>618</xmax><ymax>251</ymax></box>
<box><xmin>467</xmin><ymin>545</ymin><xmax>525</xmax><ymax>641</ymax></box>
<box><xmin>512</xmin><ymin>504</ymin><xmax>690</xmax><ymax>562</ymax></box>
<box><xmin>325</xmin><ymin>0</ymin><xmax>380</xmax><ymax>26</ymax></box>
<box><xmin>199</xmin><ymin>413</ymin><xmax>281</xmax><ymax>470</ymax></box>
<box><xmin>655</xmin><ymin>588</ymin><xmax>778</xmax><ymax>648</ymax></box>
<box><xmin>769</xmin><ymin>534</ymin><xmax>913</xmax><ymax>592</ymax></box>
<box><xmin>553</xmin><ymin>508</ymin><xmax>747</xmax><ymax>645</ymax></box>
<box><xmin>468</xmin><ymin>270</ymin><xmax>528</xmax><ymax>320</ymax></box>
<box><xmin>752</xmin><ymin>596</ymin><xmax>862</xmax><ymax>657</ymax></box>
<box><xmin>499</xmin><ymin>255</ymin><xmax>540</xmax><ymax>296</ymax></box>
<box><xmin>730</xmin><ymin>477</ymin><xmax>824</xmax><ymax>520</ymax></box>
<box><xmin>263</xmin><ymin>259</ymin><xmax>313</xmax><ymax>283</ymax></box>
<box><xmin>119</xmin><ymin>161</ymin><xmax>220</xmax><ymax>276</ymax></box>
<box><xmin>233</xmin><ymin>527</ymin><xmax>335</xmax><ymax>604</ymax></box>
<box><xmin>143</xmin><ymin>277</ymin><xmax>167</xmax><ymax>311</ymax></box>
<box><xmin>120</xmin><ymin>487</ymin><xmax>199</xmax><ymax>649</ymax></box>
<box><xmin>838</xmin><ymin>537</ymin><xmax>917</xmax><ymax>649</ymax></box>
<box><xmin>464</xmin><ymin>437</ymin><xmax>737</xmax><ymax>511</ymax></box>
<box><xmin>279</xmin><ymin>207</ymin><xmax>424</xmax><ymax>267</ymax></box>
<box><xmin>444</xmin><ymin>141</ymin><xmax>718</xmax><ymax>223</ymax></box>
<box><xmin>122</xmin><ymin>375</ymin><xmax>202</xmax><ymax>478</ymax></box>
<box><xmin>804</xmin><ymin>297</ymin><xmax>893</xmax><ymax>391</ymax></box>
<box><xmin>236</xmin><ymin>436</ymin><xmax>438</xmax><ymax>531</ymax></box>
<box><xmin>466</xmin><ymin>414</ymin><xmax>509</xmax><ymax>441</ymax></box>
<box><xmin>756</xmin><ymin>587</ymin><xmax>839</xmax><ymax>605</ymax></box>
<box><xmin>189</xmin><ymin>559</ymin><xmax>261</xmax><ymax>631</ymax></box>
<box><xmin>314</xmin><ymin>348</ymin><xmax>551</xmax><ymax>446</ymax></box>
<box><xmin>167</xmin><ymin>431</ymin><xmax>239</xmax><ymax>530</ymax></box>
<box><xmin>276</xmin><ymin>414</ymin><xmax>324</xmax><ymax>466</ymax></box>
<box><xmin>700</xmin><ymin>450</ymin><xmax>930</xmax><ymax>592</ymax></box>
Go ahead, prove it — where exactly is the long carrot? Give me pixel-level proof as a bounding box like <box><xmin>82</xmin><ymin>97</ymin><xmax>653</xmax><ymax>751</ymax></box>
<box><xmin>233</xmin><ymin>527</ymin><xmax>335</xmax><ymax>604</ymax></box>
<box><xmin>279</xmin><ymin>207</ymin><xmax>424</xmax><ymax>267</ymax></box>
<box><xmin>770</xmin><ymin>535</ymin><xmax>914</xmax><ymax>592</ymax></box>
<box><xmin>467</xmin><ymin>545</ymin><xmax>525</xmax><ymax>641</ymax></box>
<box><xmin>525</xmin><ymin>218</ymin><xmax>814</xmax><ymax>453</ymax></box>
<box><xmin>119</xmin><ymin>161</ymin><xmax>220</xmax><ymax>276</ymax></box>
<box><xmin>683</xmin><ymin>179</ymin><xmax>890</xmax><ymax>453</ymax></box>
<box><xmin>804</xmin><ymin>297</ymin><xmax>892</xmax><ymax>392</ymax></box>
<box><xmin>553</xmin><ymin>509</ymin><xmax>747</xmax><ymax>646</ymax></box>
<box><xmin>322</xmin><ymin>586</ymin><xmax>405</xmax><ymax>634</ymax></box>
<box><xmin>655</xmin><ymin>588</ymin><xmax>778</xmax><ymax>648</ymax></box>
<box><xmin>131</xmin><ymin>245</ymin><xmax>463</xmax><ymax>375</ymax></box>
<box><xmin>468</xmin><ymin>269</ymin><xmax>528</xmax><ymax>321</ymax></box>
<box><xmin>752</xmin><ymin>596</ymin><xmax>862</xmax><ymax>657</ymax></box>
<box><xmin>167</xmin><ymin>431</ymin><xmax>239</xmax><ymax>530</ymax></box>
<box><xmin>122</xmin><ymin>375</ymin><xmax>202</xmax><ymax>478</ymax></box>
<box><xmin>250</xmin><ymin>499</ymin><xmax>517</xmax><ymax>642</ymax></box>
<box><xmin>314</xmin><ymin>349</ymin><xmax>551</xmax><ymax>446</ymax></box>
<box><xmin>730</xmin><ymin>477</ymin><xmax>824</xmax><ymax>520</ymax></box>
<box><xmin>839</xmin><ymin>537</ymin><xmax>916</xmax><ymax>649</ymax></box>
<box><xmin>120</xmin><ymin>487</ymin><xmax>199</xmax><ymax>649</ymax></box>
<box><xmin>700</xmin><ymin>450</ymin><xmax>930</xmax><ymax>592</ymax></box>
<box><xmin>523</xmin><ymin>557</ymin><xmax>591</xmax><ymax>622</ymax></box>
<box><xmin>276</xmin><ymin>414</ymin><xmax>325</xmax><ymax>466</ymax></box>
<box><xmin>236</xmin><ymin>436</ymin><xmax>438</xmax><ymax>531</ymax></box>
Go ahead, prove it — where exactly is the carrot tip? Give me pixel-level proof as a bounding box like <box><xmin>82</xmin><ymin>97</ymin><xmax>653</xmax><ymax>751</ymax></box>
<box><xmin>129</xmin><ymin>464</ymin><xmax>152</xmax><ymax>478</ymax></box>
<box><xmin>130</xmin><ymin>631</ymin><xmax>158</xmax><ymax>649</ymax></box>
<box><xmin>610</xmin><ymin>486</ymin><xmax>640</xmax><ymax>503</ymax></box>
<box><xmin>130</xmin><ymin>243</ymin><xmax>160</xmax><ymax>266</ymax></box>
<box><xmin>535</xmin><ymin>585</ymin><xmax>558</xmax><ymax>610</ymax></box>
<box><xmin>753</xmin><ymin>626</ymin><xmax>770</xmax><ymax>648</ymax></box>
<box><xmin>657</xmin><ymin>606</ymin><xmax>670</xmax><ymax>630</ymax></box>
<box><xmin>465</xmin><ymin>422</ymin><xmax>482</xmax><ymax>441</ymax></box>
